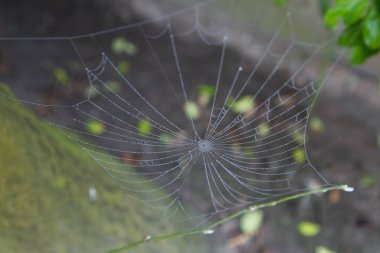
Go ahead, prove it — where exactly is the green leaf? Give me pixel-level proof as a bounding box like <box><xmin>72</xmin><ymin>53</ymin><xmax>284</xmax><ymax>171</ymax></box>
<box><xmin>338</xmin><ymin>24</ymin><xmax>362</xmax><ymax>47</ymax></box>
<box><xmin>350</xmin><ymin>42</ymin><xmax>379</xmax><ymax>64</ymax></box>
<box><xmin>54</xmin><ymin>67</ymin><xmax>70</xmax><ymax>86</ymax></box>
<box><xmin>315</xmin><ymin>246</ymin><xmax>337</xmax><ymax>253</ymax></box>
<box><xmin>324</xmin><ymin>0</ymin><xmax>369</xmax><ymax>28</ymax></box>
<box><xmin>231</xmin><ymin>95</ymin><xmax>255</xmax><ymax>113</ymax></box>
<box><xmin>137</xmin><ymin>119</ymin><xmax>152</xmax><ymax>137</ymax></box>
<box><xmin>240</xmin><ymin>210</ymin><xmax>264</xmax><ymax>234</ymax></box>
<box><xmin>112</xmin><ymin>37</ymin><xmax>138</xmax><ymax>55</ymax></box>
<box><xmin>117</xmin><ymin>60</ymin><xmax>131</xmax><ymax>74</ymax></box>
<box><xmin>86</xmin><ymin>119</ymin><xmax>105</xmax><ymax>135</ymax></box>
<box><xmin>324</xmin><ymin>8</ymin><xmax>345</xmax><ymax>28</ymax></box>
<box><xmin>362</xmin><ymin>6</ymin><xmax>380</xmax><ymax>49</ymax></box>
<box><xmin>293</xmin><ymin>148</ymin><xmax>306</xmax><ymax>164</ymax></box>
<box><xmin>298</xmin><ymin>221</ymin><xmax>320</xmax><ymax>237</ymax></box>
<box><xmin>310</xmin><ymin>117</ymin><xmax>325</xmax><ymax>133</ymax></box>
<box><xmin>341</xmin><ymin>0</ymin><xmax>369</xmax><ymax>26</ymax></box>
<box><xmin>377</xmin><ymin>132</ymin><xmax>380</xmax><ymax>148</ymax></box>
<box><xmin>184</xmin><ymin>101</ymin><xmax>200</xmax><ymax>120</ymax></box>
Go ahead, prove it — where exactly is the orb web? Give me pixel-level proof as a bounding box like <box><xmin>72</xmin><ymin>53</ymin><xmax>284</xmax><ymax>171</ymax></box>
<box><xmin>0</xmin><ymin>0</ymin><xmax>344</xmax><ymax>227</ymax></box>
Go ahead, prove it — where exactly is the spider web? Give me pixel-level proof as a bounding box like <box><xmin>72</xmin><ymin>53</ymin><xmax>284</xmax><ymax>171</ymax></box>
<box><xmin>0</xmin><ymin>0</ymin><xmax>344</xmax><ymax>227</ymax></box>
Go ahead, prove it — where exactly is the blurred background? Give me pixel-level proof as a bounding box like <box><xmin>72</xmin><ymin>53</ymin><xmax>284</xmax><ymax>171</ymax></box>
<box><xmin>0</xmin><ymin>0</ymin><xmax>379</xmax><ymax>253</ymax></box>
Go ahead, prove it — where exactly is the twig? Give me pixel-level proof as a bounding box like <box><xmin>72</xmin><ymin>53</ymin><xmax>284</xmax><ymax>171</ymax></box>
<box><xmin>107</xmin><ymin>184</ymin><xmax>353</xmax><ymax>253</ymax></box>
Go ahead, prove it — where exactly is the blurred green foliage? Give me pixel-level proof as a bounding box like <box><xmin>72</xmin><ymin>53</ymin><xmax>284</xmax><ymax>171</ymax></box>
<box><xmin>310</xmin><ymin>116</ymin><xmax>325</xmax><ymax>133</ymax></box>
<box><xmin>197</xmin><ymin>84</ymin><xmax>216</xmax><ymax>106</ymax></box>
<box><xmin>137</xmin><ymin>118</ymin><xmax>153</xmax><ymax>136</ymax></box>
<box><xmin>293</xmin><ymin>147</ymin><xmax>306</xmax><ymax>164</ymax></box>
<box><xmin>230</xmin><ymin>95</ymin><xmax>255</xmax><ymax>113</ymax></box>
<box><xmin>240</xmin><ymin>210</ymin><xmax>264</xmax><ymax>234</ymax></box>
<box><xmin>275</xmin><ymin>0</ymin><xmax>380</xmax><ymax>64</ymax></box>
<box><xmin>112</xmin><ymin>37</ymin><xmax>138</xmax><ymax>56</ymax></box>
<box><xmin>359</xmin><ymin>174</ymin><xmax>377</xmax><ymax>188</ymax></box>
<box><xmin>274</xmin><ymin>0</ymin><xmax>287</xmax><ymax>5</ymax></box>
<box><xmin>258</xmin><ymin>122</ymin><xmax>270</xmax><ymax>137</ymax></box>
<box><xmin>315</xmin><ymin>246</ymin><xmax>337</xmax><ymax>253</ymax></box>
<box><xmin>184</xmin><ymin>101</ymin><xmax>200</xmax><ymax>120</ymax></box>
<box><xmin>53</xmin><ymin>67</ymin><xmax>71</xmax><ymax>86</ymax></box>
<box><xmin>298</xmin><ymin>221</ymin><xmax>321</xmax><ymax>237</ymax></box>
<box><xmin>0</xmin><ymin>84</ymin><xmax>186</xmax><ymax>253</ymax></box>
<box><xmin>159</xmin><ymin>133</ymin><xmax>172</xmax><ymax>144</ymax></box>
<box><xmin>117</xmin><ymin>60</ymin><xmax>131</xmax><ymax>74</ymax></box>
<box><xmin>86</xmin><ymin>118</ymin><xmax>106</xmax><ymax>135</ymax></box>
<box><xmin>196</xmin><ymin>84</ymin><xmax>216</xmax><ymax>97</ymax></box>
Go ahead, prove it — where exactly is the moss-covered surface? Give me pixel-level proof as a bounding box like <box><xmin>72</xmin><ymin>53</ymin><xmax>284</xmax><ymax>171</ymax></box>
<box><xmin>0</xmin><ymin>85</ymin><xmax>195</xmax><ymax>253</ymax></box>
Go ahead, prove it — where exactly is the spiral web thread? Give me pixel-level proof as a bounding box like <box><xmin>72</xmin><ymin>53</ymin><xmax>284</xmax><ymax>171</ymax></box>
<box><xmin>0</xmin><ymin>1</ymin><xmax>343</xmax><ymax>226</ymax></box>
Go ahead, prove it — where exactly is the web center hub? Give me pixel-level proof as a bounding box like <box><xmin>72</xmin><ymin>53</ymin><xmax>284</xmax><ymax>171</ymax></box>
<box><xmin>198</xmin><ymin>140</ymin><xmax>213</xmax><ymax>153</ymax></box>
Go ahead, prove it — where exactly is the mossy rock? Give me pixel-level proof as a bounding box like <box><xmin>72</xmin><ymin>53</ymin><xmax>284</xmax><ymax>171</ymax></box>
<box><xmin>0</xmin><ymin>85</ymin><xmax>200</xmax><ymax>253</ymax></box>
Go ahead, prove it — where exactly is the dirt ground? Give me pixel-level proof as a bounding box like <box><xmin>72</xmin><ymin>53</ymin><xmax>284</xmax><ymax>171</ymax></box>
<box><xmin>0</xmin><ymin>0</ymin><xmax>379</xmax><ymax>253</ymax></box>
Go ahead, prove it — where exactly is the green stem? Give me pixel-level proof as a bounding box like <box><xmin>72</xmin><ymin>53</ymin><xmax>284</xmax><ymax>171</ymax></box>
<box><xmin>107</xmin><ymin>184</ymin><xmax>353</xmax><ymax>253</ymax></box>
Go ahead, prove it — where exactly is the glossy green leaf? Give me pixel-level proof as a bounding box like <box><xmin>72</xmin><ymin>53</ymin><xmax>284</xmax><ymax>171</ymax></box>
<box><xmin>315</xmin><ymin>246</ymin><xmax>337</xmax><ymax>253</ymax></box>
<box><xmin>324</xmin><ymin>8</ymin><xmax>345</xmax><ymax>29</ymax></box>
<box><xmin>54</xmin><ymin>67</ymin><xmax>70</xmax><ymax>86</ymax></box>
<box><xmin>293</xmin><ymin>148</ymin><xmax>306</xmax><ymax>164</ymax></box>
<box><xmin>240</xmin><ymin>210</ymin><xmax>264</xmax><ymax>234</ymax></box>
<box><xmin>231</xmin><ymin>95</ymin><xmax>255</xmax><ymax>113</ymax></box>
<box><xmin>298</xmin><ymin>221</ymin><xmax>320</xmax><ymax>237</ymax></box>
<box><xmin>363</xmin><ymin>6</ymin><xmax>380</xmax><ymax>49</ymax></box>
<box><xmin>350</xmin><ymin>42</ymin><xmax>379</xmax><ymax>64</ymax></box>
<box><xmin>184</xmin><ymin>101</ymin><xmax>200</xmax><ymax>120</ymax></box>
<box><xmin>86</xmin><ymin>119</ymin><xmax>106</xmax><ymax>135</ymax></box>
<box><xmin>137</xmin><ymin>119</ymin><xmax>152</xmax><ymax>137</ymax></box>
<box><xmin>112</xmin><ymin>37</ymin><xmax>138</xmax><ymax>55</ymax></box>
<box><xmin>342</xmin><ymin>0</ymin><xmax>369</xmax><ymax>25</ymax></box>
<box><xmin>324</xmin><ymin>0</ymin><xmax>369</xmax><ymax>28</ymax></box>
<box><xmin>338</xmin><ymin>24</ymin><xmax>362</xmax><ymax>47</ymax></box>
